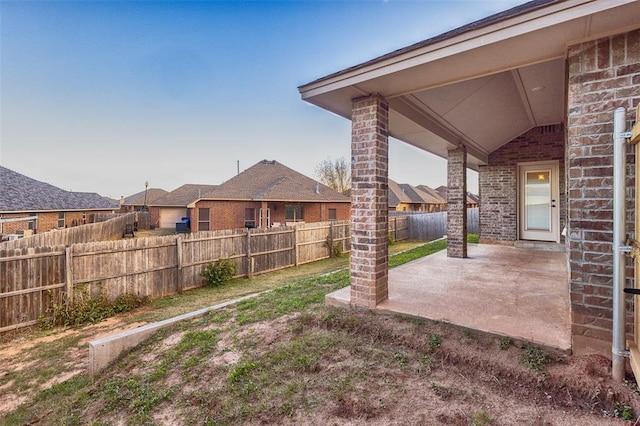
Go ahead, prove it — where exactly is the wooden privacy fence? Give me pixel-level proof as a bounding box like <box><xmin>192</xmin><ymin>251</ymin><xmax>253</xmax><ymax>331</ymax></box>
<box><xmin>404</xmin><ymin>208</ymin><xmax>479</xmax><ymax>241</ymax></box>
<box><xmin>388</xmin><ymin>216</ymin><xmax>409</xmax><ymax>242</ymax></box>
<box><xmin>1</xmin><ymin>221</ymin><xmax>353</xmax><ymax>333</ymax></box>
<box><xmin>0</xmin><ymin>213</ymin><xmax>136</xmax><ymax>251</ymax></box>
<box><xmin>0</xmin><ymin>212</ymin><xmax>477</xmax><ymax>333</ymax></box>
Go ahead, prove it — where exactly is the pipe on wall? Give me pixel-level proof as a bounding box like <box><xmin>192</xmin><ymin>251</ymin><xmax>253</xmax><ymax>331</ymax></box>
<box><xmin>612</xmin><ymin>106</ymin><xmax>628</xmax><ymax>382</ymax></box>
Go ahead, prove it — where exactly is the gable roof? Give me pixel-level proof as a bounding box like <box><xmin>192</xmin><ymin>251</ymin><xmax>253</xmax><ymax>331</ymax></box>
<box><xmin>150</xmin><ymin>184</ymin><xmax>218</xmax><ymax>207</ymax></box>
<box><xmin>0</xmin><ymin>165</ymin><xmax>118</xmax><ymax>212</ymax></box>
<box><xmin>197</xmin><ymin>160</ymin><xmax>349</xmax><ymax>203</ymax></box>
<box><xmin>122</xmin><ymin>188</ymin><xmax>169</xmax><ymax>206</ymax></box>
<box><xmin>434</xmin><ymin>185</ymin><xmax>479</xmax><ymax>205</ymax></box>
<box><xmin>389</xmin><ymin>179</ymin><xmax>446</xmax><ymax>208</ymax></box>
<box><xmin>415</xmin><ymin>185</ymin><xmax>447</xmax><ymax>204</ymax></box>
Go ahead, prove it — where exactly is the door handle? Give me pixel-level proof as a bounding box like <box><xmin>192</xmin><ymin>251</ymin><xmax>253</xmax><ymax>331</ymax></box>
<box><xmin>624</xmin><ymin>288</ymin><xmax>640</xmax><ymax>295</ymax></box>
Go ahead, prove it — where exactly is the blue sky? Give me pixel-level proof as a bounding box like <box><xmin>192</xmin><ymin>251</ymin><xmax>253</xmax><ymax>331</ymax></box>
<box><xmin>1</xmin><ymin>0</ymin><xmax>528</xmax><ymax>199</ymax></box>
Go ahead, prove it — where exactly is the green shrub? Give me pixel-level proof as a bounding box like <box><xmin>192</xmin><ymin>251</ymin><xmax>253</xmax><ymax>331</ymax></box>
<box><xmin>39</xmin><ymin>287</ymin><xmax>147</xmax><ymax>329</ymax></box>
<box><xmin>521</xmin><ymin>344</ymin><xmax>552</xmax><ymax>372</ymax></box>
<box><xmin>201</xmin><ymin>258</ymin><xmax>236</xmax><ymax>287</ymax></box>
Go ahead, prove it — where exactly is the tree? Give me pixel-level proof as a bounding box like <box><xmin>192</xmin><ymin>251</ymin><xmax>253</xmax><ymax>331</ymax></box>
<box><xmin>314</xmin><ymin>156</ymin><xmax>351</xmax><ymax>194</ymax></box>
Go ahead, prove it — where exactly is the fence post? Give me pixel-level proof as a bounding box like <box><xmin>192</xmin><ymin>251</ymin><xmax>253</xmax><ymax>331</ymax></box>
<box><xmin>176</xmin><ymin>237</ymin><xmax>183</xmax><ymax>293</ymax></box>
<box><xmin>293</xmin><ymin>226</ymin><xmax>299</xmax><ymax>266</ymax></box>
<box><xmin>394</xmin><ymin>217</ymin><xmax>398</xmax><ymax>242</ymax></box>
<box><xmin>328</xmin><ymin>221</ymin><xmax>334</xmax><ymax>258</ymax></box>
<box><xmin>246</xmin><ymin>230</ymin><xmax>253</xmax><ymax>278</ymax></box>
<box><xmin>65</xmin><ymin>245</ymin><xmax>74</xmax><ymax>304</ymax></box>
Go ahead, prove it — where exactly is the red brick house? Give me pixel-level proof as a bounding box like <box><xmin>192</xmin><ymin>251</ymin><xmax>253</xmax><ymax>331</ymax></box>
<box><xmin>0</xmin><ymin>165</ymin><xmax>118</xmax><ymax>237</ymax></box>
<box><xmin>190</xmin><ymin>160</ymin><xmax>350</xmax><ymax>231</ymax></box>
<box><xmin>299</xmin><ymin>0</ymin><xmax>640</xmax><ymax>380</ymax></box>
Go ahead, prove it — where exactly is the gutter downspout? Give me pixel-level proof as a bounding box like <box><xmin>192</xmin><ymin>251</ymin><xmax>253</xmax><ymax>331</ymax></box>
<box><xmin>612</xmin><ymin>106</ymin><xmax>628</xmax><ymax>382</ymax></box>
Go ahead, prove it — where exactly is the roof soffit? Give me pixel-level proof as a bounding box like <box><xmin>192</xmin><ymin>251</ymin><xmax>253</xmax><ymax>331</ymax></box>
<box><xmin>299</xmin><ymin>0</ymin><xmax>636</xmax><ymax>99</ymax></box>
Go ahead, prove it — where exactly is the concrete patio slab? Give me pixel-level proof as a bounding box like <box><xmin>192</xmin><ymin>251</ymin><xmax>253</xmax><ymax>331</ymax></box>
<box><xmin>326</xmin><ymin>244</ymin><xmax>571</xmax><ymax>351</ymax></box>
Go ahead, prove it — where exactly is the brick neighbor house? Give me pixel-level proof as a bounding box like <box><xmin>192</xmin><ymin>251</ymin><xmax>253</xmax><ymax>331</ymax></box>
<box><xmin>190</xmin><ymin>160</ymin><xmax>350</xmax><ymax>231</ymax></box>
<box><xmin>298</xmin><ymin>0</ymin><xmax>640</xmax><ymax>379</ymax></box>
<box><xmin>0</xmin><ymin>165</ymin><xmax>118</xmax><ymax>236</ymax></box>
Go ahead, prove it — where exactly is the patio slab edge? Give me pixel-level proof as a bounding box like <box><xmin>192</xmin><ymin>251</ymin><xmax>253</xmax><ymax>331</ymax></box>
<box><xmin>88</xmin><ymin>292</ymin><xmax>264</xmax><ymax>380</ymax></box>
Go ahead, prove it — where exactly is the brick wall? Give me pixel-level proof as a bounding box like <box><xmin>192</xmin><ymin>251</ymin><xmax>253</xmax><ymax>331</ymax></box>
<box><xmin>479</xmin><ymin>124</ymin><xmax>566</xmax><ymax>243</ymax></box>
<box><xmin>567</xmin><ymin>29</ymin><xmax>640</xmax><ymax>356</ymax></box>
<box><xmin>194</xmin><ymin>200</ymin><xmax>351</xmax><ymax>231</ymax></box>
<box><xmin>350</xmin><ymin>94</ymin><xmax>389</xmax><ymax>308</ymax></box>
<box><xmin>1</xmin><ymin>210</ymin><xmax>100</xmax><ymax>235</ymax></box>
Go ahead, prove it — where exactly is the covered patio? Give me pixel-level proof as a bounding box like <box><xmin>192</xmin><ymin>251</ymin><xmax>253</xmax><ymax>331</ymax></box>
<box><xmin>299</xmin><ymin>0</ymin><xmax>640</xmax><ymax>374</ymax></box>
<box><xmin>327</xmin><ymin>243</ymin><xmax>571</xmax><ymax>351</ymax></box>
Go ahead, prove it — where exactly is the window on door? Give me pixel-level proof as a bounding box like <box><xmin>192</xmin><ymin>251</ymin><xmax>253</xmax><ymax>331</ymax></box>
<box><xmin>245</xmin><ymin>208</ymin><xmax>256</xmax><ymax>228</ymax></box>
<box><xmin>525</xmin><ymin>171</ymin><xmax>551</xmax><ymax>231</ymax></box>
<box><xmin>198</xmin><ymin>208</ymin><xmax>210</xmax><ymax>231</ymax></box>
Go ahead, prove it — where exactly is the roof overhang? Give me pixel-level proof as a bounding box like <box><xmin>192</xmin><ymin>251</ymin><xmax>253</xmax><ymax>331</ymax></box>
<box><xmin>298</xmin><ymin>0</ymin><xmax>640</xmax><ymax>169</ymax></box>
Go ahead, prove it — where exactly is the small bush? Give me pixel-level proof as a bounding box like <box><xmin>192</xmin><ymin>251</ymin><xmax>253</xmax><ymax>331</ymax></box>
<box><xmin>201</xmin><ymin>258</ymin><xmax>236</xmax><ymax>287</ymax></box>
<box><xmin>498</xmin><ymin>336</ymin><xmax>513</xmax><ymax>350</ymax></box>
<box><xmin>39</xmin><ymin>289</ymin><xmax>147</xmax><ymax>329</ymax></box>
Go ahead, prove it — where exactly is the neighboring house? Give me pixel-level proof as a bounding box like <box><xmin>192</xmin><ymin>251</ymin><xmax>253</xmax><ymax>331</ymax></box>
<box><xmin>434</xmin><ymin>186</ymin><xmax>479</xmax><ymax>209</ymax></box>
<box><xmin>388</xmin><ymin>180</ymin><xmax>446</xmax><ymax>213</ymax></box>
<box><xmin>415</xmin><ymin>185</ymin><xmax>449</xmax><ymax>211</ymax></box>
<box><xmin>298</xmin><ymin>0</ymin><xmax>640</xmax><ymax>377</ymax></box>
<box><xmin>149</xmin><ymin>184</ymin><xmax>218</xmax><ymax>229</ymax></box>
<box><xmin>120</xmin><ymin>188</ymin><xmax>168</xmax><ymax>213</ymax></box>
<box><xmin>0</xmin><ymin>165</ymin><xmax>118</xmax><ymax>236</ymax></box>
<box><xmin>190</xmin><ymin>160</ymin><xmax>350</xmax><ymax>231</ymax></box>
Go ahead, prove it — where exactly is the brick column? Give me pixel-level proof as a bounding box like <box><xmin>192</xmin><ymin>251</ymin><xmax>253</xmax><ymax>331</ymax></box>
<box><xmin>447</xmin><ymin>146</ymin><xmax>467</xmax><ymax>258</ymax></box>
<box><xmin>350</xmin><ymin>94</ymin><xmax>389</xmax><ymax>308</ymax></box>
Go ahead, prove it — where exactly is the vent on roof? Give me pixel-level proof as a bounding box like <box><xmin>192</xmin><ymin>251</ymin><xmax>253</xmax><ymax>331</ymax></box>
<box><xmin>315</xmin><ymin>182</ymin><xmax>319</xmax><ymax>194</ymax></box>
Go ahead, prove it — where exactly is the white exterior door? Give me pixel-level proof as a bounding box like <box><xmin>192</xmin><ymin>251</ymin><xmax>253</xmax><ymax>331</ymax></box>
<box><xmin>518</xmin><ymin>161</ymin><xmax>560</xmax><ymax>242</ymax></box>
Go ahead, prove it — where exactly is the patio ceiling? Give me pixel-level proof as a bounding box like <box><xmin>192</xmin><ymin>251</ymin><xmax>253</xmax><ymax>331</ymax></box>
<box><xmin>298</xmin><ymin>0</ymin><xmax>640</xmax><ymax>170</ymax></box>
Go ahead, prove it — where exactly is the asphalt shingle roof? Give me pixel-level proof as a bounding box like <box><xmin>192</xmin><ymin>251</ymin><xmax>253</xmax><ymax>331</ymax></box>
<box><xmin>0</xmin><ymin>165</ymin><xmax>119</xmax><ymax>212</ymax></box>
<box><xmin>388</xmin><ymin>180</ymin><xmax>446</xmax><ymax>208</ymax></box>
<box><xmin>200</xmin><ymin>160</ymin><xmax>350</xmax><ymax>203</ymax></box>
<box><xmin>122</xmin><ymin>188</ymin><xmax>169</xmax><ymax>206</ymax></box>
<box><xmin>150</xmin><ymin>184</ymin><xmax>218</xmax><ymax>207</ymax></box>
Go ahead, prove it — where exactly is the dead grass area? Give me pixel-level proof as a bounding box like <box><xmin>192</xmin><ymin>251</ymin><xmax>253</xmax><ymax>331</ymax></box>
<box><xmin>1</xmin><ymin>239</ymin><xmax>639</xmax><ymax>425</ymax></box>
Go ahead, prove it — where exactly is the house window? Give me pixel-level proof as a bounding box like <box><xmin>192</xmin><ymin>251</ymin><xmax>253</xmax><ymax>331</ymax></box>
<box><xmin>285</xmin><ymin>205</ymin><xmax>304</xmax><ymax>222</ymax></box>
<box><xmin>198</xmin><ymin>208</ymin><xmax>210</xmax><ymax>231</ymax></box>
<box><xmin>82</xmin><ymin>212</ymin><xmax>86</xmax><ymax>224</ymax></box>
<box><xmin>329</xmin><ymin>208</ymin><xmax>337</xmax><ymax>221</ymax></box>
<box><xmin>29</xmin><ymin>213</ymin><xmax>37</xmax><ymax>231</ymax></box>
<box><xmin>58</xmin><ymin>212</ymin><xmax>65</xmax><ymax>228</ymax></box>
<box><xmin>244</xmin><ymin>208</ymin><xmax>256</xmax><ymax>228</ymax></box>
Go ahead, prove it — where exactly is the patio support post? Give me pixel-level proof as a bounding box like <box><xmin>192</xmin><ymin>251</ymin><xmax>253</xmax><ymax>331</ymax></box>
<box><xmin>447</xmin><ymin>145</ymin><xmax>467</xmax><ymax>258</ymax></box>
<box><xmin>350</xmin><ymin>94</ymin><xmax>389</xmax><ymax>308</ymax></box>
<box><xmin>260</xmin><ymin>201</ymin><xmax>269</xmax><ymax>228</ymax></box>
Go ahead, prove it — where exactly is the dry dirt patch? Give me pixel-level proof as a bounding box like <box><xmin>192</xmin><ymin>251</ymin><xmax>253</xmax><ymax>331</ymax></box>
<box><xmin>49</xmin><ymin>306</ymin><xmax>640</xmax><ymax>425</ymax></box>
